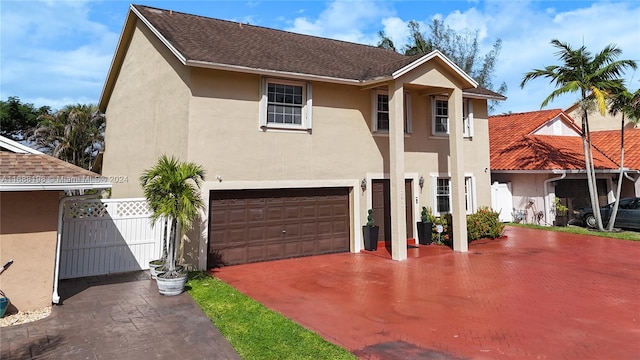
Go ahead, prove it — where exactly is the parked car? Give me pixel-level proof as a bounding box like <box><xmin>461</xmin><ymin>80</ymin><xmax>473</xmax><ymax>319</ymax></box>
<box><xmin>573</xmin><ymin>197</ymin><xmax>640</xmax><ymax>230</ymax></box>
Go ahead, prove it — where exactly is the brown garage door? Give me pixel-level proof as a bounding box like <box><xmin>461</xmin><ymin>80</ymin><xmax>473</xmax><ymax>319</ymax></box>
<box><xmin>208</xmin><ymin>188</ymin><xmax>350</xmax><ymax>267</ymax></box>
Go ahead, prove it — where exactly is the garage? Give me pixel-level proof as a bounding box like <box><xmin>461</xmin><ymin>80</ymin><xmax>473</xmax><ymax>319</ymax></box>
<box><xmin>208</xmin><ymin>187</ymin><xmax>350</xmax><ymax>267</ymax></box>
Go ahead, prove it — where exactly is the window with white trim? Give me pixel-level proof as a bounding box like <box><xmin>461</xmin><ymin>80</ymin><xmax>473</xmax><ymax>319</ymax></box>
<box><xmin>432</xmin><ymin>176</ymin><xmax>475</xmax><ymax>215</ymax></box>
<box><xmin>372</xmin><ymin>90</ymin><xmax>412</xmax><ymax>134</ymax></box>
<box><xmin>431</xmin><ymin>97</ymin><xmax>473</xmax><ymax>138</ymax></box>
<box><xmin>260</xmin><ymin>79</ymin><xmax>312</xmax><ymax>130</ymax></box>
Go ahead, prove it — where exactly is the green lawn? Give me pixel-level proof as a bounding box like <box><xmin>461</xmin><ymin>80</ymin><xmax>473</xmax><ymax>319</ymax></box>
<box><xmin>507</xmin><ymin>223</ymin><xmax>640</xmax><ymax>241</ymax></box>
<box><xmin>187</xmin><ymin>272</ymin><xmax>357</xmax><ymax>360</ymax></box>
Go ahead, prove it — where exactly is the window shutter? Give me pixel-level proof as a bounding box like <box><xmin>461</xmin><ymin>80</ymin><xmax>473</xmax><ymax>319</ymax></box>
<box><xmin>468</xmin><ymin>100</ymin><xmax>474</xmax><ymax>138</ymax></box>
<box><xmin>306</xmin><ymin>83</ymin><xmax>313</xmax><ymax>130</ymax></box>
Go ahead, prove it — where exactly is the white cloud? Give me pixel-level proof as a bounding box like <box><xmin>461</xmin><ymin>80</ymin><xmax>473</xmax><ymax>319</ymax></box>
<box><xmin>381</xmin><ymin>16</ymin><xmax>410</xmax><ymax>49</ymax></box>
<box><xmin>284</xmin><ymin>0</ymin><xmax>394</xmax><ymax>44</ymax></box>
<box><xmin>0</xmin><ymin>0</ymin><xmax>119</xmax><ymax>109</ymax></box>
<box><xmin>491</xmin><ymin>1</ymin><xmax>640</xmax><ymax>113</ymax></box>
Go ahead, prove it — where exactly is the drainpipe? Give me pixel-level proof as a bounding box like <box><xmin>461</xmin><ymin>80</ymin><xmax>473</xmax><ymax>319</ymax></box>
<box><xmin>543</xmin><ymin>172</ymin><xmax>566</xmax><ymax>225</ymax></box>
<box><xmin>52</xmin><ymin>193</ymin><xmax>101</xmax><ymax>304</ymax></box>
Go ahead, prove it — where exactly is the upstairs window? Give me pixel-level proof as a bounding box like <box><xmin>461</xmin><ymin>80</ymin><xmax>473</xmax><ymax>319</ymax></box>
<box><xmin>260</xmin><ymin>79</ymin><xmax>312</xmax><ymax>131</ymax></box>
<box><xmin>431</xmin><ymin>97</ymin><xmax>473</xmax><ymax>138</ymax></box>
<box><xmin>372</xmin><ymin>90</ymin><xmax>412</xmax><ymax>134</ymax></box>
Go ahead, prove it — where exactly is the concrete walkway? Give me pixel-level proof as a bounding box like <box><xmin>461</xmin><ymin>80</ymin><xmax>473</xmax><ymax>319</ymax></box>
<box><xmin>0</xmin><ymin>271</ymin><xmax>240</xmax><ymax>360</ymax></box>
<box><xmin>215</xmin><ymin>226</ymin><xmax>640</xmax><ymax>360</ymax></box>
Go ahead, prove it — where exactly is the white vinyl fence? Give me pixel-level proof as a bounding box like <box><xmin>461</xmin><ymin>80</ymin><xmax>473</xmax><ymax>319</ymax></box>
<box><xmin>60</xmin><ymin>198</ymin><xmax>163</xmax><ymax>279</ymax></box>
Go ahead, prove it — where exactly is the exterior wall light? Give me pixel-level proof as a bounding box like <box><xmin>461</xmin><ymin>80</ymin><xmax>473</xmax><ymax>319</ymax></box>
<box><xmin>361</xmin><ymin>178</ymin><xmax>367</xmax><ymax>191</ymax></box>
<box><xmin>419</xmin><ymin>176</ymin><xmax>424</xmax><ymax>189</ymax></box>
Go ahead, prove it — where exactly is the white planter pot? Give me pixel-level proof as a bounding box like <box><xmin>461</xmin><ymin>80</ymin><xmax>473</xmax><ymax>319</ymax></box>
<box><xmin>149</xmin><ymin>261</ymin><xmax>163</xmax><ymax>279</ymax></box>
<box><xmin>156</xmin><ymin>273</ymin><xmax>187</xmax><ymax>296</ymax></box>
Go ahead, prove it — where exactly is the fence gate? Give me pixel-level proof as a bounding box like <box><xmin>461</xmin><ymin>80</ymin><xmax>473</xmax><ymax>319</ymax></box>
<box><xmin>60</xmin><ymin>198</ymin><xmax>163</xmax><ymax>279</ymax></box>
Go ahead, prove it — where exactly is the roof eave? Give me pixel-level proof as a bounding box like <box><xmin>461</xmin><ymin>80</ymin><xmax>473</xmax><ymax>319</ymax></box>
<box><xmin>186</xmin><ymin>60</ymin><xmax>363</xmax><ymax>86</ymax></box>
<box><xmin>462</xmin><ymin>91</ymin><xmax>507</xmax><ymax>101</ymax></box>
<box><xmin>0</xmin><ymin>183</ymin><xmax>113</xmax><ymax>192</ymax></box>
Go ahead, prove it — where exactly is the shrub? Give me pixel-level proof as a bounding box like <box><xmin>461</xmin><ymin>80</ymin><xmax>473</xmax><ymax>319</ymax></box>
<box><xmin>420</xmin><ymin>206</ymin><xmax>437</xmax><ymax>223</ymax></box>
<box><xmin>466</xmin><ymin>206</ymin><xmax>505</xmax><ymax>241</ymax></box>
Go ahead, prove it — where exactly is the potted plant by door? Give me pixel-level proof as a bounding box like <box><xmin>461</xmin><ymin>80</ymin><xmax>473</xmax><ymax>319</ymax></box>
<box><xmin>140</xmin><ymin>155</ymin><xmax>205</xmax><ymax>296</ymax></box>
<box><xmin>417</xmin><ymin>206</ymin><xmax>434</xmax><ymax>245</ymax></box>
<box><xmin>362</xmin><ymin>209</ymin><xmax>379</xmax><ymax>251</ymax></box>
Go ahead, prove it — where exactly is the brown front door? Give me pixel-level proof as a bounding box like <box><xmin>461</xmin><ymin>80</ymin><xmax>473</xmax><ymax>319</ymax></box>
<box><xmin>371</xmin><ymin>179</ymin><xmax>413</xmax><ymax>245</ymax></box>
<box><xmin>208</xmin><ymin>187</ymin><xmax>350</xmax><ymax>267</ymax></box>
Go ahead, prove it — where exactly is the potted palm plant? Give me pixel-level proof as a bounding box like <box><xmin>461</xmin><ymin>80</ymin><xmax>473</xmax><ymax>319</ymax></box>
<box><xmin>140</xmin><ymin>155</ymin><xmax>205</xmax><ymax>296</ymax></box>
<box><xmin>362</xmin><ymin>209</ymin><xmax>379</xmax><ymax>251</ymax></box>
<box><xmin>417</xmin><ymin>206</ymin><xmax>435</xmax><ymax>245</ymax></box>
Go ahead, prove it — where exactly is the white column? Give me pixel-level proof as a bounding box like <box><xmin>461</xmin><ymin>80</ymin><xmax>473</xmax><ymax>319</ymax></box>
<box><xmin>448</xmin><ymin>88</ymin><xmax>468</xmax><ymax>252</ymax></box>
<box><xmin>389</xmin><ymin>81</ymin><xmax>407</xmax><ymax>260</ymax></box>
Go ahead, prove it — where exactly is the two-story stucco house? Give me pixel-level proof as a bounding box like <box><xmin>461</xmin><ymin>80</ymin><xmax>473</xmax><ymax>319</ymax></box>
<box><xmin>99</xmin><ymin>5</ymin><xmax>505</xmax><ymax>267</ymax></box>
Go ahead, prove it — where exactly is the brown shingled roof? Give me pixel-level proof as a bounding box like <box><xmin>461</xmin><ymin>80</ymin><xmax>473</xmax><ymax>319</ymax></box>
<box><xmin>0</xmin><ymin>151</ymin><xmax>104</xmax><ymax>185</ymax></box>
<box><xmin>133</xmin><ymin>4</ymin><xmax>409</xmax><ymax>81</ymax></box>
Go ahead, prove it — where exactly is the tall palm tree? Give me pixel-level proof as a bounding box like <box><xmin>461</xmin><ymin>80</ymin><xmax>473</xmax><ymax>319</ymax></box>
<box><xmin>607</xmin><ymin>89</ymin><xmax>640</xmax><ymax>230</ymax></box>
<box><xmin>520</xmin><ymin>39</ymin><xmax>637</xmax><ymax>231</ymax></box>
<box><xmin>140</xmin><ymin>155</ymin><xmax>205</xmax><ymax>276</ymax></box>
<box><xmin>29</xmin><ymin>104</ymin><xmax>105</xmax><ymax>169</ymax></box>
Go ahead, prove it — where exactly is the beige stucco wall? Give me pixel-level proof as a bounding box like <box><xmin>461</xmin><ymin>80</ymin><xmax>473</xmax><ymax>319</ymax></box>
<box><xmin>0</xmin><ymin>191</ymin><xmax>60</xmax><ymax>311</ymax></box>
<box><xmin>101</xmin><ymin>28</ymin><xmax>494</xmax><ymax>264</ymax></box>
<box><xmin>567</xmin><ymin>107</ymin><xmax>637</xmax><ymax>131</ymax></box>
<box><xmin>102</xmin><ymin>20</ymin><xmax>191</xmax><ymax>198</ymax></box>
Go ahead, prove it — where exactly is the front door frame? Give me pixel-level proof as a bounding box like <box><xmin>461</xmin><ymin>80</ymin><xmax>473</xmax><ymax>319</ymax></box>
<box><xmin>365</xmin><ymin>173</ymin><xmax>420</xmax><ymax>248</ymax></box>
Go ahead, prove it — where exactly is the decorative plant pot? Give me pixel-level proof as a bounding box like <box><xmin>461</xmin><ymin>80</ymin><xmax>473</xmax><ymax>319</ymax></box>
<box><xmin>363</xmin><ymin>225</ymin><xmax>379</xmax><ymax>251</ymax></box>
<box><xmin>417</xmin><ymin>222</ymin><xmax>433</xmax><ymax>245</ymax></box>
<box><xmin>149</xmin><ymin>260</ymin><xmax>164</xmax><ymax>280</ymax></box>
<box><xmin>156</xmin><ymin>272</ymin><xmax>188</xmax><ymax>296</ymax></box>
<box><xmin>0</xmin><ymin>296</ymin><xmax>9</xmax><ymax>318</ymax></box>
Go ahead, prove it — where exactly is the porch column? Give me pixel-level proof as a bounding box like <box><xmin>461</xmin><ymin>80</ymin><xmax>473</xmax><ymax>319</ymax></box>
<box><xmin>448</xmin><ymin>88</ymin><xmax>468</xmax><ymax>252</ymax></box>
<box><xmin>389</xmin><ymin>81</ymin><xmax>408</xmax><ymax>261</ymax></box>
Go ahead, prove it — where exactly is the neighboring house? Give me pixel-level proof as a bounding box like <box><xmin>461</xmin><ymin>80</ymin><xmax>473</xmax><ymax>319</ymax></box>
<box><xmin>99</xmin><ymin>5</ymin><xmax>505</xmax><ymax>266</ymax></box>
<box><xmin>566</xmin><ymin>103</ymin><xmax>638</xmax><ymax>131</ymax></box>
<box><xmin>0</xmin><ymin>136</ymin><xmax>110</xmax><ymax>312</ymax></box>
<box><xmin>489</xmin><ymin>109</ymin><xmax>639</xmax><ymax>225</ymax></box>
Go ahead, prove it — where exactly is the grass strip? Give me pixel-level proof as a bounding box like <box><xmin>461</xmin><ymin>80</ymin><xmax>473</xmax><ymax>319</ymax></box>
<box><xmin>508</xmin><ymin>223</ymin><xmax>640</xmax><ymax>241</ymax></box>
<box><xmin>187</xmin><ymin>272</ymin><xmax>357</xmax><ymax>360</ymax></box>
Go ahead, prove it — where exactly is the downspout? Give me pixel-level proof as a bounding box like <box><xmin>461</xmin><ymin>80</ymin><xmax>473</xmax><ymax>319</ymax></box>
<box><xmin>52</xmin><ymin>193</ymin><xmax>101</xmax><ymax>304</ymax></box>
<box><xmin>543</xmin><ymin>172</ymin><xmax>567</xmax><ymax>225</ymax></box>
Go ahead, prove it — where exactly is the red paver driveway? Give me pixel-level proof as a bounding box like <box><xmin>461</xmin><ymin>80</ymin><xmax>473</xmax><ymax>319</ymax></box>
<box><xmin>213</xmin><ymin>226</ymin><xmax>640</xmax><ymax>359</ymax></box>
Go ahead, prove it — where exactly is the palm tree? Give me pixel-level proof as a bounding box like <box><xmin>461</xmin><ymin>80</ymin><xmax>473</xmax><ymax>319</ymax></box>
<box><xmin>520</xmin><ymin>39</ymin><xmax>637</xmax><ymax>231</ymax></box>
<box><xmin>607</xmin><ymin>89</ymin><xmax>640</xmax><ymax>230</ymax></box>
<box><xmin>140</xmin><ymin>155</ymin><xmax>205</xmax><ymax>277</ymax></box>
<box><xmin>29</xmin><ymin>104</ymin><xmax>105</xmax><ymax>169</ymax></box>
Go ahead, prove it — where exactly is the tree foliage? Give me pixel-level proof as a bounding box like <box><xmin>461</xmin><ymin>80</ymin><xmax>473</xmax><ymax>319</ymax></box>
<box><xmin>377</xmin><ymin>19</ymin><xmax>507</xmax><ymax>112</ymax></box>
<box><xmin>0</xmin><ymin>96</ymin><xmax>51</xmax><ymax>141</ymax></box>
<box><xmin>140</xmin><ymin>155</ymin><xmax>205</xmax><ymax>273</ymax></box>
<box><xmin>28</xmin><ymin>103</ymin><xmax>105</xmax><ymax>170</ymax></box>
<box><xmin>521</xmin><ymin>39</ymin><xmax>637</xmax><ymax>231</ymax></box>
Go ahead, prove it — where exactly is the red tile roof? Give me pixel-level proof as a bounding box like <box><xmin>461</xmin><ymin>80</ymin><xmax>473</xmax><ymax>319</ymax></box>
<box><xmin>591</xmin><ymin>129</ymin><xmax>640</xmax><ymax>170</ymax></box>
<box><xmin>489</xmin><ymin>110</ymin><xmax>619</xmax><ymax>171</ymax></box>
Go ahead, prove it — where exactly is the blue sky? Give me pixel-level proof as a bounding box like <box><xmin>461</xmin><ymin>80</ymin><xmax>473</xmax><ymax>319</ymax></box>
<box><xmin>1</xmin><ymin>0</ymin><xmax>639</xmax><ymax>114</ymax></box>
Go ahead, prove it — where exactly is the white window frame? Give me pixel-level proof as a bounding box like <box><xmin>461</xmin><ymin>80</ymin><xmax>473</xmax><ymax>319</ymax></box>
<box><xmin>372</xmin><ymin>90</ymin><xmax>412</xmax><ymax>134</ymax></box>
<box><xmin>431</xmin><ymin>97</ymin><xmax>473</xmax><ymax>138</ymax></box>
<box><xmin>259</xmin><ymin>78</ymin><xmax>312</xmax><ymax>131</ymax></box>
<box><xmin>430</xmin><ymin>175</ymin><xmax>476</xmax><ymax>216</ymax></box>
